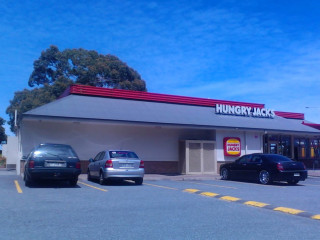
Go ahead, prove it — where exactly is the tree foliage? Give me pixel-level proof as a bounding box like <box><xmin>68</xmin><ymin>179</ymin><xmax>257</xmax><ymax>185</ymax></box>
<box><xmin>0</xmin><ymin>117</ymin><xmax>7</xmax><ymax>143</ymax></box>
<box><xmin>6</xmin><ymin>45</ymin><xmax>147</xmax><ymax>133</ymax></box>
<box><xmin>28</xmin><ymin>45</ymin><xmax>146</xmax><ymax>90</ymax></box>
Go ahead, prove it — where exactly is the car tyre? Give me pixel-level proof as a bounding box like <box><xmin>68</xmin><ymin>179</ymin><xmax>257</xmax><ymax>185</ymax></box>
<box><xmin>221</xmin><ymin>168</ymin><xmax>230</xmax><ymax>180</ymax></box>
<box><xmin>70</xmin><ymin>177</ymin><xmax>78</xmax><ymax>187</ymax></box>
<box><xmin>135</xmin><ymin>178</ymin><xmax>143</xmax><ymax>185</ymax></box>
<box><xmin>287</xmin><ymin>179</ymin><xmax>299</xmax><ymax>185</ymax></box>
<box><xmin>259</xmin><ymin>170</ymin><xmax>271</xmax><ymax>185</ymax></box>
<box><xmin>99</xmin><ymin>172</ymin><xmax>105</xmax><ymax>185</ymax></box>
<box><xmin>87</xmin><ymin>170</ymin><xmax>92</xmax><ymax>181</ymax></box>
<box><xmin>24</xmin><ymin>172</ymin><xmax>32</xmax><ymax>187</ymax></box>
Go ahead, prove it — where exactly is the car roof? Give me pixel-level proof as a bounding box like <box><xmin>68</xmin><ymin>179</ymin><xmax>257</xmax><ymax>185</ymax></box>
<box><xmin>39</xmin><ymin>143</ymin><xmax>72</xmax><ymax>147</ymax></box>
<box><xmin>106</xmin><ymin>150</ymin><xmax>135</xmax><ymax>152</ymax></box>
<box><xmin>250</xmin><ymin>153</ymin><xmax>281</xmax><ymax>156</ymax></box>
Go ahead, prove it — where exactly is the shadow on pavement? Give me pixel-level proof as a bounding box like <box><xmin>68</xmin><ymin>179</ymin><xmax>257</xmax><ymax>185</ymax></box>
<box><xmin>25</xmin><ymin>180</ymin><xmax>81</xmax><ymax>189</ymax></box>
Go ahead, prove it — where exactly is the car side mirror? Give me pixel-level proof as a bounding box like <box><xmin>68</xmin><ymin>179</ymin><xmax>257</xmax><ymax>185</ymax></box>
<box><xmin>89</xmin><ymin>158</ymin><xmax>94</xmax><ymax>163</ymax></box>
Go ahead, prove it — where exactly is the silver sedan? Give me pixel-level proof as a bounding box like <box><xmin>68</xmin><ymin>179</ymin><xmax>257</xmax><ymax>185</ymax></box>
<box><xmin>87</xmin><ymin>150</ymin><xmax>144</xmax><ymax>185</ymax></box>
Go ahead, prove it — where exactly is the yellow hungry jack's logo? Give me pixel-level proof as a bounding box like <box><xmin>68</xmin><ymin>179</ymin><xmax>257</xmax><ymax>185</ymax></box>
<box><xmin>224</xmin><ymin>138</ymin><xmax>241</xmax><ymax>156</ymax></box>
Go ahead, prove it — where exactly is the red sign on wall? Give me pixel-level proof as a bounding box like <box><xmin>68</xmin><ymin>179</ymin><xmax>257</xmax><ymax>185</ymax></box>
<box><xmin>224</xmin><ymin>137</ymin><xmax>241</xmax><ymax>156</ymax></box>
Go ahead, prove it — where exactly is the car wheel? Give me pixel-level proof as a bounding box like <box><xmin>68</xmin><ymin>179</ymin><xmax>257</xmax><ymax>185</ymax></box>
<box><xmin>259</xmin><ymin>170</ymin><xmax>271</xmax><ymax>185</ymax></box>
<box><xmin>87</xmin><ymin>170</ymin><xmax>92</xmax><ymax>181</ymax></box>
<box><xmin>24</xmin><ymin>172</ymin><xmax>32</xmax><ymax>187</ymax></box>
<box><xmin>287</xmin><ymin>179</ymin><xmax>299</xmax><ymax>185</ymax></box>
<box><xmin>99</xmin><ymin>172</ymin><xmax>105</xmax><ymax>185</ymax></box>
<box><xmin>135</xmin><ymin>178</ymin><xmax>143</xmax><ymax>185</ymax></box>
<box><xmin>70</xmin><ymin>177</ymin><xmax>78</xmax><ymax>186</ymax></box>
<box><xmin>221</xmin><ymin>168</ymin><xmax>230</xmax><ymax>180</ymax></box>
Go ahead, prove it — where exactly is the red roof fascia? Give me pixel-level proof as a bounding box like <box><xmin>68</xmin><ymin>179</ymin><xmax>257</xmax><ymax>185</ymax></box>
<box><xmin>302</xmin><ymin>122</ymin><xmax>320</xmax><ymax>130</ymax></box>
<box><xmin>62</xmin><ymin>85</ymin><xmax>306</xmax><ymax>120</ymax></box>
<box><xmin>68</xmin><ymin>84</ymin><xmax>265</xmax><ymax>108</ymax></box>
<box><xmin>274</xmin><ymin>111</ymin><xmax>305</xmax><ymax>120</ymax></box>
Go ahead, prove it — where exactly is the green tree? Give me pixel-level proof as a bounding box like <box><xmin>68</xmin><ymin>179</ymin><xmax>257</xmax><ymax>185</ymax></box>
<box><xmin>0</xmin><ymin>117</ymin><xmax>7</xmax><ymax>143</ymax></box>
<box><xmin>6</xmin><ymin>45</ymin><xmax>147</xmax><ymax>133</ymax></box>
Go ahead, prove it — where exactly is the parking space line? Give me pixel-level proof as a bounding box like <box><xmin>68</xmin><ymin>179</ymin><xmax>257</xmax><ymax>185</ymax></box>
<box><xmin>273</xmin><ymin>207</ymin><xmax>305</xmax><ymax>215</ymax></box>
<box><xmin>78</xmin><ymin>181</ymin><xmax>108</xmax><ymax>192</ymax></box>
<box><xmin>200</xmin><ymin>192</ymin><xmax>219</xmax><ymax>197</ymax></box>
<box><xmin>183</xmin><ymin>188</ymin><xmax>320</xmax><ymax>221</ymax></box>
<box><xmin>311</xmin><ymin>215</ymin><xmax>320</xmax><ymax>220</ymax></box>
<box><xmin>14</xmin><ymin>180</ymin><xmax>23</xmax><ymax>194</ymax></box>
<box><xmin>183</xmin><ymin>188</ymin><xmax>200</xmax><ymax>193</ymax></box>
<box><xmin>244</xmin><ymin>201</ymin><xmax>269</xmax><ymax>208</ymax></box>
<box><xmin>220</xmin><ymin>196</ymin><xmax>241</xmax><ymax>202</ymax></box>
<box><xmin>144</xmin><ymin>183</ymin><xmax>178</xmax><ymax>190</ymax></box>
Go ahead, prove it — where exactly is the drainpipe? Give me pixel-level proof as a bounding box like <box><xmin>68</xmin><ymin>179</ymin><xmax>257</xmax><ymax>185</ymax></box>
<box><xmin>244</xmin><ymin>131</ymin><xmax>247</xmax><ymax>155</ymax></box>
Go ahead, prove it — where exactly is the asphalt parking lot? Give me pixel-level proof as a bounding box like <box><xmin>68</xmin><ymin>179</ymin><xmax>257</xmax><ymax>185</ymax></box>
<box><xmin>1</xmin><ymin>170</ymin><xmax>320</xmax><ymax>240</ymax></box>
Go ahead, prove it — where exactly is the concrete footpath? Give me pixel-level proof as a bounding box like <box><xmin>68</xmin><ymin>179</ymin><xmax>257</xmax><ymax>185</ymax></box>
<box><xmin>142</xmin><ymin>170</ymin><xmax>320</xmax><ymax>180</ymax></box>
<box><xmin>1</xmin><ymin>168</ymin><xmax>320</xmax><ymax>179</ymax></box>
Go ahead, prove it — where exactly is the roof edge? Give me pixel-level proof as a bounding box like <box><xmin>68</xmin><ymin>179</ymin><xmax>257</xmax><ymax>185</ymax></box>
<box><xmin>302</xmin><ymin>121</ymin><xmax>320</xmax><ymax>130</ymax></box>
<box><xmin>64</xmin><ymin>84</ymin><xmax>265</xmax><ymax>108</ymax></box>
<box><xmin>60</xmin><ymin>84</ymin><xmax>306</xmax><ymax>120</ymax></box>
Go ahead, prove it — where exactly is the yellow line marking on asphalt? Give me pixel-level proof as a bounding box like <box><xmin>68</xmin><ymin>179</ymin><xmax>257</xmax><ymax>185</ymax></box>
<box><xmin>244</xmin><ymin>201</ymin><xmax>269</xmax><ymax>208</ymax></box>
<box><xmin>273</xmin><ymin>207</ymin><xmax>304</xmax><ymax>215</ymax></box>
<box><xmin>144</xmin><ymin>183</ymin><xmax>178</xmax><ymax>190</ymax></box>
<box><xmin>200</xmin><ymin>192</ymin><xmax>219</xmax><ymax>197</ymax></box>
<box><xmin>78</xmin><ymin>181</ymin><xmax>108</xmax><ymax>192</ymax></box>
<box><xmin>184</xmin><ymin>188</ymin><xmax>200</xmax><ymax>193</ymax></box>
<box><xmin>14</xmin><ymin>181</ymin><xmax>23</xmax><ymax>194</ymax></box>
<box><xmin>311</xmin><ymin>215</ymin><xmax>320</xmax><ymax>220</ymax></box>
<box><xmin>184</xmin><ymin>181</ymin><xmax>237</xmax><ymax>189</ymax></box>
<box><xmin>220</xmin><ymin>196</ymin><xmax>241</xmax><ymax>202</ymax></box>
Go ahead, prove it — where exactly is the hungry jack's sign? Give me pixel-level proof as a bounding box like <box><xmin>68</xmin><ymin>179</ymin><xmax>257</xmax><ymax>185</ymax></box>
<box><xmin>216</xmin><ymin>104</ymin><xmax>275</xmax><ymax>118</ymax></box>
<box><xmin>224</xmin><ymin>137</ymin><xmax>241</xmax><ymax>156</ymax></box>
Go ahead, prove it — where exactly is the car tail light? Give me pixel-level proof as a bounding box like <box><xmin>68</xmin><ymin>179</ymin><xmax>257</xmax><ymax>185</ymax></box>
<box><xmin>28</xmin><ymin>160</ymin><xmax>35</xmax><ymax>168</ymax></box>
<box><xmin>105</xmin><ymin>160</ymin><xmax>113</xmax><ymax>168</ymax></box>
<box><xmin>76</xmin><ymin>162</ymin><xmax>81</xmax><ymax>169</ymax></box>
<box><xmin>139</xmin><ymin>160</ymin><xmax>144</xmax><ymax>168</ymax></box>
<box><xmin>277</xmin><ymin>163</ymin><xmax>284</xmax><ymax>171</ymax></box>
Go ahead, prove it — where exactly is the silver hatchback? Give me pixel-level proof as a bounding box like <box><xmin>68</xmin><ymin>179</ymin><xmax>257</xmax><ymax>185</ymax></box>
<box><xmin>87</xmin><ymin>150</ymin><xmax>144</xmax><ymax>185</ymax></box>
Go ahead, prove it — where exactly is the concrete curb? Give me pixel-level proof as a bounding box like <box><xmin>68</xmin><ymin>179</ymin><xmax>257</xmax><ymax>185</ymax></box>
<box><xmin>79</xmin><ymin>173</ymin><xmax>221</xmax><ymax>181</ymax></box>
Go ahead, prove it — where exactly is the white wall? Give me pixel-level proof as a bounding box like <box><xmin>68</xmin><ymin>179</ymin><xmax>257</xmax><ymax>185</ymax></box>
<box><xmin>2</xmin><ymin>136</ymin><xmax>19</xmax><ymax>167</ymax></box>
<box><xmin>216</xmin><ymin>129</ymin><xmax>263</xmax><ymax>162</ymax></box>
<box><xmin>20</xmin><ymin>119</ymin><xmax>215</xmax><ymax>162</ymax></box>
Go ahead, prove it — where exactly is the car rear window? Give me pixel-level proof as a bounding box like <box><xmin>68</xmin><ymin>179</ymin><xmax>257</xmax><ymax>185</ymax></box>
<box><xmin>264</xmin><ymin>154</ymin><xmax>292</xmax><ymax>162</ymax></box>
<box><xmin>109</xmin><ymin>151</ymin><xmax>139</xmax><ymax>159</ymax></box>
<box><xmin>33</xmin><ymin>144</ymin><xmax>78</xmax><ymax>158</ymax></box>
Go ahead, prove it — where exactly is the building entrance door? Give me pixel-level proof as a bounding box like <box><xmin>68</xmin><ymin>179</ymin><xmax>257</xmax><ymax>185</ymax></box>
<box><xmin>186</xmin><ymin>140</ymin><xmax>216</xmax><ymax>174</ymax></box>
<box><xmin>268</xmin><ymin>141</ymin><xmax>278</xmax><ymax>154</ymax></box>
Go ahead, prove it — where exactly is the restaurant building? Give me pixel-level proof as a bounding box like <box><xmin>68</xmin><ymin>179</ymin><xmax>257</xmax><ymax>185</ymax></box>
<box><xmin>17</xmin><ymin>84</ymin><xmax>320</xmax><ymax>174</ymax></box>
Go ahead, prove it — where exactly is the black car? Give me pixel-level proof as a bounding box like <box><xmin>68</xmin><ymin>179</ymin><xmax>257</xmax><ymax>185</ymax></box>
<box><xmin>220</xmin><ymin>153</ymin><xmax>307</xmax><ymax>185</ymax></box>
<box><xmin>23</xmin><ymin>143</ymin><xmax>81</xmax><ymax>186</ymax></box>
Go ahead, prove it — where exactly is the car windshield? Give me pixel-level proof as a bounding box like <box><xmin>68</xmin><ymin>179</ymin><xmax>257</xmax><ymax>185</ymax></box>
<box><xmin>33</xmin><ymin>145</ymin><xmax>78</xmax><ymax>158</ymax></box>
<box><xmin>265</xmin><ymin>154</ymin><xmax>292</xmax><ymax>162</ymax></box>
<box><xmin>109</xmin><ymin>151</ymin><xmax>138</xmax><ymax>159</ymax></box>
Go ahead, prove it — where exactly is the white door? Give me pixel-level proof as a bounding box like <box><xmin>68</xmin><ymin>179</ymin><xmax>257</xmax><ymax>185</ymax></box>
<box><xmin>186</xmin><ymin>141</ymin><xmax>215</xmax><ymax>174</ymax></box>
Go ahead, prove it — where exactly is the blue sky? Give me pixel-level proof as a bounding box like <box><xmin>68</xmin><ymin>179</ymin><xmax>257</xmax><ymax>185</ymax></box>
<box><xmin>1</xmin><ymin>0</ymin><xmax>320</xmax><ymax>136</ymax></box>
